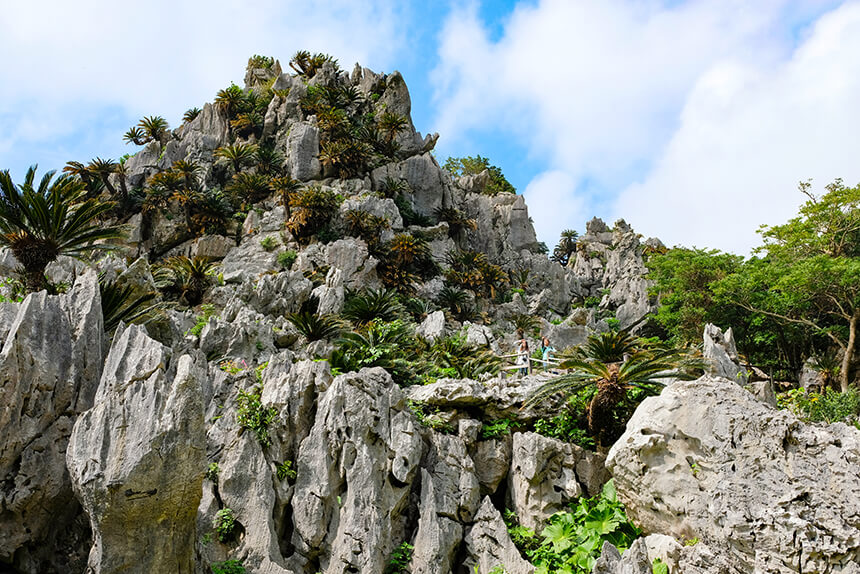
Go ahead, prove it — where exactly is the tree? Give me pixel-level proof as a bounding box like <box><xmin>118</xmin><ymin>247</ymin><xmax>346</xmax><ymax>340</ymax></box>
<box><xmin>551</xmin><ymin>229</ymin><xmax>579</xmax><ymax>266</ymax></box>
<box><xmin>0</xmin><ymin>166</ymin><xmax>122</xmax><ymax>291</ymax></box>
<box><xmin>526</xmin><ymin>331</ymin><xmax>700</xmax><ymax>446</ymax></box>
<box><xmin>443</xmin><ymin>155</ymin><xmax>516</xmax><ymax>195</ymax></box>
<box><xmin>715</xmin><ymin>180</ymin><xmax>860</xmax><ymax>391</ymax></box>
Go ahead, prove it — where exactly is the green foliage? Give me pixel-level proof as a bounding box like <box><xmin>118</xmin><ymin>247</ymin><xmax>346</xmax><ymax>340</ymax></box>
<box><xmin>408</xmin><ymin>400</ymin><xmax>456</xmax><ymax>434</ymax></box>
<box><xmin>427</xmin><ymin>334</ymin><xmax>502</xmax><ymax>380</ymax></box>
<box><xmin>205</xmin><ymin>462</ymin><xmax>220</xmax><ymax>483</ymax></box>
<box><xmin>342</xmin><ymin>288</ymin><xmax>403</xmax><ymax>326</ymax></box>
<box><xmin>276</xmin><ymin>460</ymin><xmax>297</xmax><ymax>482</ymax></box>
<box><xmin>211</xmin><ymin>560</ymin><xmax>246</xmax><ymax>574</ymax></box>
<box><xmin>99</xmin><ymin>276</ymin><xmax>160</xmax><ymax>333</ymax></box>
<box><xmin>444</xmin><ymin>249</ymin><xmax>508</xmax><ymax>300</ymax></box>
<box><xmin>182</xmin><ymin>107</ymin><xmax>201</xmax><ymax>124</ymax></box>
<box><xmin>552</xmin><ymin>229</ymin><xmax>579</xmax><ymax>266</ymax></box>
<box><xmin>480</xmin><ymin>418</ymin><xmax>521</xmax><ymax>440</ymax></box>
<box><xmin>260</xmin><ymin>235</ymin><xmax>278</xmax><ymax>251</ymax></box>
<box><xmin>517</xmin><ymin>481</ymin><xmax>640</xmax><ymax>574</ymax></box>
<box><xmin>344</xmin><ymin>208</ymin><xmax>390</xmax><ymax>248</ymax></box>
<box><xmin>124</xmin><ymin>116</ymin><xmax>170</xmax><ymax>145</ymax></box>
<box><xmin>511</xmin><ymin>313</ymin><xmax>540</xmax><ymax>336</ymax></box>
<box><xmin>289</xmin><ymin>50</ymin><xmax>338</xmax><ymax>78</ymax></box>
<box><xmin>247</xmin><ymin>54</ymin><xmax>276</xmax><ymax>70</ymax></box>
<box><xmin>377</xmin><ymin>233</ymin><xmax>435</xmax><ymax>294</ymax></box>
<box><xmin>384</xmin><ymin>541</ymin><xmax>413</xmax><ymax>574</ymax></box>
<box><xmin>652</xmin><ymin>558</ymin><xmax>669</xmax><ymax>574</ymax></box>
<box><xmin>777</xmin><ymin>388</ymin><xmax>860</xmax><ymax>423</ymax></box>
<box><xmin>286</xmin><ymin>186</ymin><xmax>341</xmax><ymax>242</ymax></box>
<box><xmin>533</xmin><ymin>409</ymin><xmax>595</xmax><ymax>450</ymax></box>
<box><xmin>528</xmin><ymin>332</ymin><xmax>703</xmax><ymax>445</ymax></box>
<box><xmin>155</xmin><ymin>256</ymin><xmax>217</xmax><ymax>306</ymax></box>
<box><xmin>188</xmin><ymin>303</ymin><xmax>217</xmax><ymax>337</ymax></box>
<box><xmin>286</xmin><ymin>308</ymin><xmax>343</xmax><ymax>342</ymax></box>
<box><xmin>0</xmin><ymin>166</ymin><xmax>123</xmax><ymax>291</ymax></box>
<box><xmin>236</xmin><ymin>384</ymin><xmax>278</xmax><ymax>447</ymax></box>
<box><xmin>443</xmin><ymin>155</ymin><xmax>516</xmax><ymax>195</ymax></box>
<box><xmin>331</xmin><ymin>319</ymin><xmax>419</xmax><ymax>386</ymax></box>
<box><xmin>277</xmin><ymin>249</ymin><xmax>298</xmax><ymax>270</ymax></box>
<box><xmin>214</xmin><ymin>508</ymin><xmax>237</xmax><ymax>543</ymax></box>
<box><xmin>393</xmin><ymin>194</ymin><xmax>432</xmax><ymax>227</ymax></box>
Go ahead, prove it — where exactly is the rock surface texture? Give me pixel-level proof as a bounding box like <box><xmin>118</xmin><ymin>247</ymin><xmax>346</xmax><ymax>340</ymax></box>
<box><xmin>607</xmin><ymin>375</ymin><xmax>860</xmax><ymax>573</ymax></box>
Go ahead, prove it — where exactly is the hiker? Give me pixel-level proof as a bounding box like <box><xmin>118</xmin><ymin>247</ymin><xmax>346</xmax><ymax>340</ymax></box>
<box><xmin>540</xmin><ymin>336</ymin><xmax>556</xmax><ymax>371</ymax></box>
<box><xmin>516</xmin><ymin>338</ymin><xmax>530</xmax><ymax>376</ymax></box>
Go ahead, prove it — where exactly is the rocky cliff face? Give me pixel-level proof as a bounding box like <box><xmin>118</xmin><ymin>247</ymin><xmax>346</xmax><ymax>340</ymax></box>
<box><xmin>3</xmin><ymin>55</ymin><xmax>850</xmax><ymax>574</ymax></box>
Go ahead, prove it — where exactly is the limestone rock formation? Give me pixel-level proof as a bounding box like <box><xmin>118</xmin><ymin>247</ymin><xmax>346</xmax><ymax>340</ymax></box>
<box><xmin>607</xmin><ymin>375</ymin><xmax>860</xmax><ymax>573</ymax></box>
<box><xmin>67</xmin><ymin>324</ymin><xmax>206</xmax><ymax>574</ymax></box>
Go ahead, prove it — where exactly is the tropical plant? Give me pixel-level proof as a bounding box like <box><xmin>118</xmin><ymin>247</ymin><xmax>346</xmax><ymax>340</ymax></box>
<box><xmin>214</xmin><ymin>143</ymin><xmax>259</xmax><ymax>174</ymax></box>
<box><xmin>428</xmin><ymin>334</ymin><xmax>502</xmax><ymax>379</ymax></box>
<box><xmin>211</xmin><ymin>559</ymin><xmax>245</xmax><ymax>574</ymax></box>
<box><xmin>0</xmin><ymin>167</ymin><xmax>122</xmax><ymax>291</ymax></box>
<box><xmin>289</xmin><ymin>50</ymin><xmax>337</xmax><ymax>78</ymax></box>
<box><xmin>286</xmin><ymin>308</ymin><xmax>343</xmax><ymax>341</ymax></box>
<box><xmin>255</xmin><ymin>144</ymin><xmax>284</xmax><ymax>176</ymax></box>
<box><xmin>140</xmin><ymin>115</ymin><xmax>170</xmax><ymax>143</ymax></box>
<box><xmin>230</xmin><ymin>111</ymin><xmax>264</xmax><ymax>138</ymax></box>
<box><xmin>511</xmin><ymin>313</ymin><xmax>540</xmax><ymax>337</ymax></box>
<box><xmin>510</xmin><ymin>480</ymin><xmax>640</xmax><ymax>574</ymax></box>
<box><xmin>276</xmin><ymin>460</ymin><xmax>297</xmax><ymax>481</ymax></box>
<box><xmin>384</xmin><ymin>541</ymin><xmax>413</xmax><ymax>574</ymax></box>
<box><xmin>86</xmin><ymin>157</ymin><xmax>119</xmax><ymax>198</ymax></box>
<box><xmin>236</xmin><ymin>383</ymin><xmax>277</xmax><ymax>447</ymax></box>
<box><xmin>777</xmin><ymin>387</ymin><xmax>860</xmax><ymax>423</ymax></box>
<box><xmin>552</xmin><ymin>229</ymin><xmax>579</xmax><ymax>266</ymax></box>
<box><xmin>393</xmin><ymin>194</ymin><xmax>432</xmax><ymax>227</ymax></box>
<box><xmin>155</xmin><ymin>256</ymin><xmax>217</xmax><ymax>306</ymax></box>
<box><xmin>277</xmin><ymin>249</ymin><xmax>297</xmax><ymax>270</ymax></box>
<box><xmin>99</xmin><ymin>276</ymin><xmax>160</xmax><ymax>333</ymax></box>
<box><xmin>226</xmin><ymin>172</ymin><xmax>272</xmax><ymax>209</ymax></box>
<box><xmin>342</xmin><ymin>288</ymin><xmax>403</xmax><ymax>326</ymax></box>
<box><xmin>527</xmin><ymin>331</ymin><xmax>701</xmax><ymax>446</ymax></box>
<box><xmin>215</xmin><ymin>84</ymin><xmax>246</xmax><ymax>118</ymax></box>
<box><xmin>379</xmin><ymin>177</ymin><xmax>408</xmax><ymax>198</ymax></box>
<box><xmin>214</xmin><ymin>508</ymin><xmax>237</xmax><ymax>542</ymax></box>
<box><xmin>122</xmin><ymin>126</ymin><xmax>148</xmax><ymax>146</ymax></box>
<box><xmin>286</xmin><ymin>185</ymin><xmax>341</xmax><ymax>242</ymax></box>
<box><xmin>330</xmin><ymin>319</ymin><xmax>419</xmax><ymax>386</ymax></box>
<box><xmin>344</xmin><ymin>209</ymin><xmax>390</xmax><ymax>249</ymax></box>
<box><xmin>182</xmin><ymin>107</ymin><xmax>202</xmax><ymax>124</ymax></box>
<box><xmin>270</xmin><ymin>176</ymin><xmax>302</xmax><ymax>220</ymax></box>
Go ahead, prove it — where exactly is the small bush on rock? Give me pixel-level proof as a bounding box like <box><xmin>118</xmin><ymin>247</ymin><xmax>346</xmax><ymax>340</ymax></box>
<box><xmin>236</xmin><ymin>384</ymin><xmax>278</xmax><ymax>447</ymax></box>
<box><xmin>214</xmin><ymin>508</ymin><xmax>237</xmax><ymax>543</ymax></box>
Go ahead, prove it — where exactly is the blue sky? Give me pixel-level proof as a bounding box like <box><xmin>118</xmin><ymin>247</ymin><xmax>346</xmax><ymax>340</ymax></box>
<box><xmin>2</xmin><ymin>0</ymin><xmax>859</xmax><ymax>254</ymax></box>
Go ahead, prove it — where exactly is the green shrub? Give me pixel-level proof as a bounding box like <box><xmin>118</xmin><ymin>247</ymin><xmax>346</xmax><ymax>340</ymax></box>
<box><xmin>408</xmin><ymin>400</ymin><xmax>456</xmax><ymax>434</ymax></box>
<box><xmin>236</xmin><ymin>384</ymin><xmax>278</xmax><ymax>447</ymax></box>
<box><xmin>260</xmin><ymin>235</ymin><xmax>278</xmax><ymax>251</ymax></box>
<box><xmin>205</xmin><ymin>462</ymin><xmax>220</xmax><ymax>483</ymax></box>
<box><xmin>533</xmin><ymin>411</ymin><xmax>595</xmax><ymax>450</ymax></box>
<box><xmin>777</xmin><ymin>388</ymin><xmax>860</xmax><ymax>423</ymax></box>
<box><xmin>651</xmin><ymin>558</ymin><xmax>669</xmax><ymax>574</ymax></box>
<box><xmin>584</xmin><ymin>296</ymin><xmax>600</xmax><ymax>309</ymax></box>
<box><xmin>187</xmin><ymin>303</ymin><xmax>217</xmax><ymax>337</ymax></box>
<box><xmin>384</xmin><ymin>541</ymin><xmax>413</xmax><ymax>574</ymax></box>
<box><xmin>480</xmin><ymin>418</ymin><xmax>521</xmax><ymax>440</ymax></box>
<box><xmin>606</xmin><ymin>317</ymin><xmax>621</xmax><ymax>331</ymax></box>
<box><xmin>214</xmin><ymin>508</ymin><xmax>237</xmax><ymax>543</ymax></box>
<box><xmin>212</xmin><ymin>560</ymin><xmax>245</xmax><ymax>574</ymax></box>
<box><xmin>512</xmin><ymin>480</ymin><xmax>640</xmax><ymax>574</ymax></box>
<box><xmin>276</xmin><ymin>460</ymin><xmax>297</xmax><ymax>482</ymax></box>
<box><xmin>278</xmin><ymin>249</ymin><xmax>298</xmax><ymax>269</ymax></box>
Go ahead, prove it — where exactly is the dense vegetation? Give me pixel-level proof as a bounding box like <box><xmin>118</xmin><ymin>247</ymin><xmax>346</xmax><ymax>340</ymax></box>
<box><xmin>646</xmin><ymin>179</ymin><xmax>859</xmax><ymax>388</ymax></box>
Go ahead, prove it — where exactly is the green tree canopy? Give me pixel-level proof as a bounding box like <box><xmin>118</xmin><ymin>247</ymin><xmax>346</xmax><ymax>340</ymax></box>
<box><xmin>443</xmin><ymin>155</ymin><xmax>516</xmax><ymax>195</ymax></box>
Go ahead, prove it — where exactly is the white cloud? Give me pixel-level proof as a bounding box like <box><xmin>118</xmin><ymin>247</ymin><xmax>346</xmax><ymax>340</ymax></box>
<box><xmin>523</xmin><ymin>170</ymin><xmax>588</xmax><ymax>247</ymax></box>
<box><xmin>0</xmin><ymin>0</ymin><xmax>407</xmax><ymax>173</ymax></box>
<box><xmin>432</xmin><ymin>0</ymin><xmax>857</xmax><ymax>252</ymax></box>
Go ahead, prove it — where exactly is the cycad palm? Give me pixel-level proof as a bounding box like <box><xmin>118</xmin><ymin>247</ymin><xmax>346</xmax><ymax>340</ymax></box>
<box><xmin>214</xmin><ymin>143</ymin><xmax>258</xmax><ymax>174</ymax></box>
<box><xmin>0</xmin><ymin>166</ymin><xmax>122</xmax><ymax>291</ymax></box>
<box><xmin>527</xmin><ymin>331</ymin><xmax>700</xmax><ymax>447</ymax></box>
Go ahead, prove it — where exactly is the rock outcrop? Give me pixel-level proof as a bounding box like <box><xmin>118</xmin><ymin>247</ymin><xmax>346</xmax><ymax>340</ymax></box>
<box><xmin>607</xmin><ymin>375</ymin><xmax>860</xmax><ymax>573</ymax></box>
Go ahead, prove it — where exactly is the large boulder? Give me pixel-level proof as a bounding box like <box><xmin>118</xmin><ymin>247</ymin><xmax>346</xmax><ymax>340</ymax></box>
<box><xmin>463</xmin><ymin>497</ymin><xmax>534</xmax><ymax>574</ymax></box>
<box><xmin>67</xmin><ymin>324</ymin><xmax>206</xmax><ymax>574</ymax></box>
<box><xmin>703</xmin><ymin>323</ymin><xmax>749</xmax><ymax>384</ymax></box>
<box><xmin>607</xmin><ymin>375</ymin><xmax>860</xmax><ymax>573</ymax></box>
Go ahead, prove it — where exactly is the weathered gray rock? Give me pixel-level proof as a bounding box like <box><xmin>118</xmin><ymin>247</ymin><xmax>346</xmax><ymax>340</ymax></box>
<box><xmin>340</xmin><ymin>195</ymin><xmax>404</xmax><ymax>230</ymax></box>
<box><xmin>67</xmin><ymin>324</ymin><xmax>206</xmax><ymax>574</ymax></box>
<box><xmin>291</xmin><ymin>368</ymin><xmax>423</xmax><ymax>573</ymax></box>
<box><xmin>0</xmin><ymin>272</ymin><xmax>103</xmax><ymax>572</ymax></box>
<box><xmin>464</xmin><ymin>193</ymin><xmax>542</xmax><ymax>260</ymax></box>
<box><xmin>507</xmin><ymin>432</ymin><xmax>582</xmax><ymax>530</ymax></box>
<box><xmin>371</xmin><ymin>153</ymin><xmax>453</xmax><ymax>218</ymax></box>
<box><xmin>472</xmin><ymin>435</ymin><xmax>511</xmax><ymax>495</ymax></box>
<box><xmin>541</xmin><ymin>317</ymin><xmax>589</xmax><ymax>351</ymax></box>
<box><xmin>324</xmin><ymin>238</ymin><xmax>380</xmax><ymax>290</ymax></box>
<box><xmin>220</xmin><ymin>235</ymin><xmax>279</xmax><ymax>283</ymax></box>
<box><xmin>703</xmin><ymin>323</ymin><xmax>749</xmax><ymax>384</ymax></box>
<box><xmin>286</xmin><ymin>122</ymin><xmax>321</xmax><ymax>181</ymax></box>
<box><xmin>464</xmin><ymin>497</ymin><xmax>534</xmax><ymax>574</ymax></box>
<box><xmin>312</xmin><ymin>267</ymin><xmax>345</xmax><ymax>315</ymax></box>
<box><xmin>411</xmin><ymin>433</ymin><xmax>480</xmax><ymax>574</ymax></box>
<box><xmin>416</xmin><ymin>309</ymin><xmax>446</xmax><ymax>341</ymax></box>
<box><xmin>607</xmin><ymin>375</ymin><xmax>860</xmax><ymax>573</ymax></box>
<box><xmin>592</xmin><ymin>535</ymin><xmax>734</xmax><ymax>574</ymax></box>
